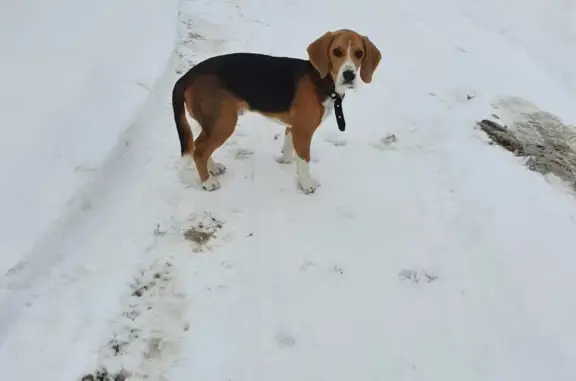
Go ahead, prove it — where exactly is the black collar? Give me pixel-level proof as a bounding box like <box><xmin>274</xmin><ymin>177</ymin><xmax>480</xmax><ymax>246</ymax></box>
<box><xmin>307</xmin><ymin>66</ymin><xmax>347</xmax><ymax>132</ymax></box>
<box><xmin>329</xmin><ymin>91</ymin><xmax>346</xmax><ymax>132</ymax></box>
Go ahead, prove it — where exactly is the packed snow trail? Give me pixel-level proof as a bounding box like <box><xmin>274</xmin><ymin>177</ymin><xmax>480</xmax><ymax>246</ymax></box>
<box><xmin>2</xmin><ymin>0</ymin><xmax>576</xmax><ymax>379</ymax></box>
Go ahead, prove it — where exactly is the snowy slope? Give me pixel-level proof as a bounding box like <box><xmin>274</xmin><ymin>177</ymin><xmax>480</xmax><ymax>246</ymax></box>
<box><xmin>2</xmin><ymin>0</ymin><xmax>576</xmax><ymax>380</ymax></box>
<box><xmin>0</xmin><ymin>0</ymin><xmax>179</xmax><ymax>275</ymax></box>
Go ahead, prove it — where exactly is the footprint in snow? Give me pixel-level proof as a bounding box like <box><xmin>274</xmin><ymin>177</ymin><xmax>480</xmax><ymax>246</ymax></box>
<box><xmin>324</xmin><ymin>134</ymin><xmax>347</xmax><ymax>147</ymax></box>
<box><xmin>372</xmin><ymin>133</ymin><xmax>398</xmax><ymax>151</ymax></box>
<box><xmin>398</xmin><ymin>268</ymin><xmax>438</xmax><ymax>284</ymax></box>
<box><xmin>336</xmin><ymin>206</ymin><xmax>356</xmax><ymax>219</ymax></box>
<box><xmin>332</xmin><ymin>265</ymin><xmax>345</xmax><ymax>275</ymax></box>
<box><xmin>234</xmin><ymin>148</ymin><xmax>254</xmax><ymax>160</ymax></box>
<box><xmin>299</xmin><ymin>260</ymin><xmax>345</xmax><ymax>276</ymax></box>
<box><xmin>299</xmin><ymin>260</ymin><xmax>316</xmax><ymax>272</ymax></box>
<box><xmin>275</xmin><ymin>330</ymin><xmax>296</xmax><ymax>348</ymax></box>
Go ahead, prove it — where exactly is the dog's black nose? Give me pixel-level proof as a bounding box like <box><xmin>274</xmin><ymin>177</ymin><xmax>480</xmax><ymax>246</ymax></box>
<box><xmin>343</xmin><ymin>70</ymin><xmax>356</xmax><ymax>82</ymax></box>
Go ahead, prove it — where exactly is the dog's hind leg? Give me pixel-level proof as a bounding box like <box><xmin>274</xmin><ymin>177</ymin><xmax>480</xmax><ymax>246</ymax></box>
<box><xmin>193</xmin><ymin>98</ymin><xmax>238</xmax><ymax>191</ymax></box>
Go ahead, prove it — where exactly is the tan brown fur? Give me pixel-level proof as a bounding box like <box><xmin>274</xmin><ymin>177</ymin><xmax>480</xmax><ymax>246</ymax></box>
<box><xmin>307</xmin><ymin>29</ymin><xmax>381</xmax><ymax>84</ymax></box>
<box><xmin>288</xmin><ymin>76</ymin><xmax>325</xmax><ymax>162</ymax></box>
<box><xmin>180</xmin><ymin>76</ymin><xmax>238</xmax><ymax>182</ymax></box>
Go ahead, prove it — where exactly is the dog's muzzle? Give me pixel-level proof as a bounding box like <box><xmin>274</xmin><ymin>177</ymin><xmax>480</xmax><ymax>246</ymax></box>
<box><xmin>342</xmin><ymin>69</ymin><xmax>356</xmax><ymax>84</ymax></box>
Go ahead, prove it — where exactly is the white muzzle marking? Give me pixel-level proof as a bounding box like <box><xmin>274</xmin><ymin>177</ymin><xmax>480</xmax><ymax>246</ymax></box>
<box><xmin>335</xmin><ymin>42</ymin><xmax>358</xmax><ymax>95</ymax></box>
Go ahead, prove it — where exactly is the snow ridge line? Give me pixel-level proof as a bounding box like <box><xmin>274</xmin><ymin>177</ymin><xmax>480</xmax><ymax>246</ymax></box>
<box><xmin>0</xmin><ymin>12</ymin><xmax>182</xmax><ymax>292</ymax></box>
<box><xmin>0</xmin><ymin>2</ymin><xmax>186</xmax><ymax>342</ymax></box>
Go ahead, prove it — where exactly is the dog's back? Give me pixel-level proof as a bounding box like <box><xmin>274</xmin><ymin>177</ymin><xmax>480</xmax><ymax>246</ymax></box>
<box><xmin>182</xmin><ymin>53</ymin><xmax>314</xmax><ymax>113</ymax></box>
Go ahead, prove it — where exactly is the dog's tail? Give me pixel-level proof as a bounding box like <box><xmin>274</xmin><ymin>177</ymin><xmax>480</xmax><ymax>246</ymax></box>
<box><xmin>172</xmin><ymin>76</ymin><xmax>194</xmax><ymax>156</ymax></box>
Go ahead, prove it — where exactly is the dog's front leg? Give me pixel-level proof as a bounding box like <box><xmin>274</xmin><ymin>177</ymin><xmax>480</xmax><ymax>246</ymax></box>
<box><xmin>292</xmin><ymin>125</ymin><xmax>319</xmax><ymax>194</ymax></box>
<box><xmin>277</xmin><ymin>126</ymin><xmax>294</xmax><ymax>164</ymax></box>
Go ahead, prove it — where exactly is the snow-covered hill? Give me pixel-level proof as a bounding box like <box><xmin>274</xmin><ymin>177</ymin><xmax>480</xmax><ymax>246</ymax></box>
<box><xmin>1</xmin><ymin>0</ymin><xmax>576</xmax><ymax>379</ymax></box>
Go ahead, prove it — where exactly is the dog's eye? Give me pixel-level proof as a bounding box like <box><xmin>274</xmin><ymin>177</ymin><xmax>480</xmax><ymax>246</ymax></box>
<box><xmin>355</xmin><ymin>50</ymin><xmax>364</xmax><ymax>59</ymax></box>
<box><xmin>332</xmin><ymin>48</ymin><xmax>343</xmax><ymax>57</ymax></box>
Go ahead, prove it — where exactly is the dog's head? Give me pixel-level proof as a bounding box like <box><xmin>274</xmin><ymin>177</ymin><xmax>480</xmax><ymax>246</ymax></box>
<box><xmin>307</xmin><ymin>29</ymin><xmax>381</xmax><ymax>93</ymax></box>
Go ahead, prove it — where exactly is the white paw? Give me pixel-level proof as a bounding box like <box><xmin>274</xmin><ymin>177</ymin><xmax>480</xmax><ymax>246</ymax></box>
<box><xmin>202</xmin><ymin>176</ymin><xmax>221</xmax><ymax>191</ymax></box>
<box><xmin>299</xmin><ymin>177</ymin><xmax>320</xmax><ymax>194</ymax></box>
<box><xmin>276</xmin><ymin>155</ymin><xmax>293</xmax><ymax>164</ymax></box>
<box><xmin>208</xmin><ymin>160</ymin><xmax>226</xmax><ymax>176</ymax></box>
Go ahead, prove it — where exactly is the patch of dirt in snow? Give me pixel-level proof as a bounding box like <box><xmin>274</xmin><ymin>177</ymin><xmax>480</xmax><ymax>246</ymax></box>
<box><xmin>80</xmin><ymin>259</ymin><xmax>190</xmax><ymax>381</ymax></box>
<box><xmin>78</xmin><ymin>209</ymin><xmax>226</xmax><ymax>380</ymax></box>
<box><xmin>182</xmin><ymin>212</ymin><xmax>224</xmax><ymax>252</ymax></box>
<box><xmin>478</xmin><ymin>96</ymin><xmax>576</xmax><ymax>191</ymax></box>
<box><xmin>81</xmin><ymin>368</ymin><xmax>129</xmax><ymax>381</ymax></box>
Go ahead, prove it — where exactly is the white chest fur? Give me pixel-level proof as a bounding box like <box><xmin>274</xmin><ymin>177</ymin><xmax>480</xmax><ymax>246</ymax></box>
<box><xmin>321</xmin><ymin>98</ymin><xmax>335</xmax><ymax>124</ymax></box>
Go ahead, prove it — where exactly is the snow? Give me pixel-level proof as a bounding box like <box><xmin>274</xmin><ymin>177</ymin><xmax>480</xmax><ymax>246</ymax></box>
<box><xmin>2</xmin><ymin>0</ymin><xmax>576</xmax><ymax>379</ymax></box>
<box><xmin>0</xmin><ymin>0</ymin><xmax>179</xmax><ymax>274</ymax></box>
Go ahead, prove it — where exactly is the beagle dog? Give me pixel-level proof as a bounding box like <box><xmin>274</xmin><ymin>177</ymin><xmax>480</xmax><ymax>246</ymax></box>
<box><xmin>171</xmin><ymin>28</ymin><xmax>381</xmax><ymax>194</ymax></box>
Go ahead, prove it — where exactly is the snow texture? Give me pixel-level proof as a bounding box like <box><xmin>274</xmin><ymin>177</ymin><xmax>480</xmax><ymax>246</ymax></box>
<box><xmin>2</xmin><ymin>0</ymin><xmax>576</xmax><ymax>380</ymax></box>
<box><xmin>0</xmin><ymin>0</ymin><xmax>179</xmax><ymax>274</ymax></box>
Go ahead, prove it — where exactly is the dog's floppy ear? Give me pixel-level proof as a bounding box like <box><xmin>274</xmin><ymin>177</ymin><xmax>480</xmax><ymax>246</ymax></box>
<box><xmin>307</xmin><ymin>32</ymin><xmax>334</xmax><ymax>78</ymax></box>
<box><xmin>360</xmin><ymin>35</ymin><xmax>382</xmax><ymax>83</ymax></box>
